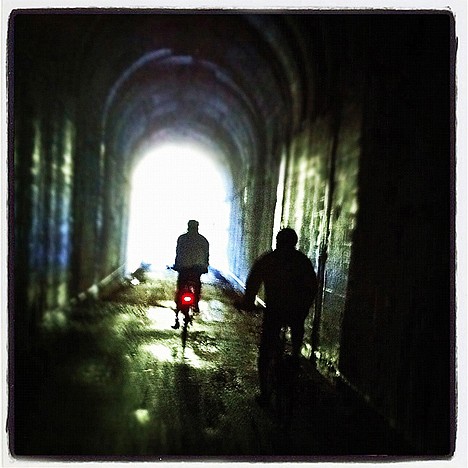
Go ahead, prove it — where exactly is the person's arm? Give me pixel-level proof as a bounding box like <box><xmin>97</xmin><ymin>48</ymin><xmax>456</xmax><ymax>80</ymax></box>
<box><xmin>243</xmin><ymin>259</ymin><xmax>264</xmax><ymax>308</ymax></box>
<box><xmin>174</xmin><ymin>237</ymin><xmax>182</xmax><ymax>271</ymax></box>
<box><xmin>305</xmin><ymin>258</ymin><xmax>318</xmax><ymax>304</ymax></box>
<box><xmin>204</xmin><ymin>238</ymin><xmax>209</xmax><ymax>270</ymax></box>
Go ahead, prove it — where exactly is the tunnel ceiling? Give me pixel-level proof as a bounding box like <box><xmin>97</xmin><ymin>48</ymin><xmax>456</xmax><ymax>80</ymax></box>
<box><xmin>104</xmin><ymin>53</ymin><xmax>261</xmax><ymax>171</ymax></box>
<box><xmin>64</xmin><ymin>13</ymin><xmax>310</xmax><ymax>174</ymax></box>
<box><xmin>97</xmin><ymin>15</ymin><xmax>308</xmax><ymax>176</ymax></box>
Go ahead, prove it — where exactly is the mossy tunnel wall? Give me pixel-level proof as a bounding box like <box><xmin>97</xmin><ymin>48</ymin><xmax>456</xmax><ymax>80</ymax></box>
<box><xmin>11</xmin><ymin>12</ymin><xmax>453</xmax><ymax>454</ymax></box>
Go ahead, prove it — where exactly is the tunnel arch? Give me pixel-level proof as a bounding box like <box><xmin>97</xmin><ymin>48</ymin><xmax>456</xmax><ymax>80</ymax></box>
<box><xmin>102</xmin><ymin>55</ymin><xmax>262</xmax><ymax>172</ymax></box>
<box><xmin>76</xmin><ymin>13</ymin><xmax>313</xmax><ymax>170</ymax></box>
<box><xmin>87</xmin><ymin>14</ymin><xmax>314</xmax><ymax>280</ymax></box>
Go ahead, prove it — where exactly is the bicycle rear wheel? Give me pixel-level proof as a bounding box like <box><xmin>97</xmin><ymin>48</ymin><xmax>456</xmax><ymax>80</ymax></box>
<box><xmin>274</xmin><ymin>356</ymin><xmax>298</xmax><ymax>429</ymax></box>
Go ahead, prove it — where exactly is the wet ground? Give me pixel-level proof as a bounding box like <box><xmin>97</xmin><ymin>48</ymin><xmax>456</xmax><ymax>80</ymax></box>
<box><xmin>12</xmin><ymin>269</ymin><xmax>415</xmax><ymax>461</ymax></box>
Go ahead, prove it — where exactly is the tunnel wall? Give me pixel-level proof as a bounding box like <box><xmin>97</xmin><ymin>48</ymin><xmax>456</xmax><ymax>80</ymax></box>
<box><xmin>276</xmin><ymin>15</ymin><xmax>452</xmax><ymax>453</ymax></box>
<box><xmin>11</xmin><ymin>15</ymin><xmax>133</xmax><ymax>339</ymax></box>
<box><xmin>229</xmin><ymin>163</ymin><xmax>280</xmax><ymax>284</ymax></box>
<box><xmin>279</xmin><ymin>104</ymin><xmax>361</xmax><ymax>364</ymax></box>
<box><xmin>12</xmin><ymin>49</ymin><xmax>76</xmax><ymax>348</ymax></box>
<box><xmin>338</xmin><ymin>16</ymin><xmax>452</xmax><ymax>453</ymax></box>
<box><xmin>278</xmin><ymin>16</ymin><xmax>364</xmax><ymax>367</ymax></box>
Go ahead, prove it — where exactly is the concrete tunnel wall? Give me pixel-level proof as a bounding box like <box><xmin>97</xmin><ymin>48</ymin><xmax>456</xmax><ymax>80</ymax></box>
<box><xmin>10</xmin><ymin>12</ymin><xmax>453</xmax><ymax>453</ymax></box>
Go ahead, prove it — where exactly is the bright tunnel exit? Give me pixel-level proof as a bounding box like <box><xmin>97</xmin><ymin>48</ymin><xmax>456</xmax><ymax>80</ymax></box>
<box><xmin>126</xmin><ymin>142</ymin><xmax>231</xmax><ymax>274</ymax></box>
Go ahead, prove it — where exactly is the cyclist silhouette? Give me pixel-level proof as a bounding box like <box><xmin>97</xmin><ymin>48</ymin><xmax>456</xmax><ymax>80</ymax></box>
<box><xmin>173</xmin><ymin>220</ymin><xmax>209</xmax><ymax>312</ymax></box>
<box><xmin>238</xmin><ymin>228</ymin><xmax>318</xmax><ymax>406</ymax></box>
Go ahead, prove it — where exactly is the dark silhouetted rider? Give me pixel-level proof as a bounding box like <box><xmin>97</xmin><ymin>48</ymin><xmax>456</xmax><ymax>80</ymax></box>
<box><xmin>239</xmin><ymin>227</ymin><xmax>318</xmax><ymax>405</ymax></box>
<box><xmin>174</xmin><ymin>220</ymin><xmax>209</xmax><ymax>311</ymax></box>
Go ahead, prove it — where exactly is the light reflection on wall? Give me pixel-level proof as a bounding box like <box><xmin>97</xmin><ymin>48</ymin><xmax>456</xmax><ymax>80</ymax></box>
<box><xmin>134</xmin><ymin>408</ymin><xmax>151</xmax><ymax>425</ymax></box>
<box><xmin>126</xmin><ymin>143</ymin><xmax>231</xmax><ymax>273</ymax></box>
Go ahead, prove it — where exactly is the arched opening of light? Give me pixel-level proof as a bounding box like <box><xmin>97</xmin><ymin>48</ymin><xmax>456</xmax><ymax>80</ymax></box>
<box><xmin>126</xmin><ymin>142</ymin><xmax>231</xmax><ymax>274</ymax></box>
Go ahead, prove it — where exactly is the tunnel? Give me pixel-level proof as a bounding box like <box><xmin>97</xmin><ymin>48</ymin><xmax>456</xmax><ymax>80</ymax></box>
<box><xmin>9</xmin><ymin>11</ymin><xmax>454</xmax><ymax>459</ymax></box>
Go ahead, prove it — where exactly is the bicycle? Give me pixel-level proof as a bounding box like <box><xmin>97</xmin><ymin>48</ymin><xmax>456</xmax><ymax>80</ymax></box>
<box><xmin>264</xmin><ymin>325</ymin><xmax>299</xmax><ymax>430</ymax></box>
<box><xmin>234</xmin><ymin>301</ymin><xmax>299</xmax><ymax>429</ymax></box>
<box><xmin>171</xmin><ymin>268</ymin><xmax>201</xmax><ymax>348</ymax></box>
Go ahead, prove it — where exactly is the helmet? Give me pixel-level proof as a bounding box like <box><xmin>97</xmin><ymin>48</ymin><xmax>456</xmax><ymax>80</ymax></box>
<box><xmin>276</xmin><ymin>228</ymin><xmax>298</xmax><ymax>248</ymax></box>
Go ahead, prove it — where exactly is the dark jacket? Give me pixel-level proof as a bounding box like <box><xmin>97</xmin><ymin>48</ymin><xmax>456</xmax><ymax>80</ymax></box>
<box><xmin>174</xmin><ymin>231</ymin><xmax>209</xmax><ymax>273</ymax></box>
<box><xmin>244</xmin><ymin>246</ymin><xmax>318</xmax><ymax>314</ymax></box>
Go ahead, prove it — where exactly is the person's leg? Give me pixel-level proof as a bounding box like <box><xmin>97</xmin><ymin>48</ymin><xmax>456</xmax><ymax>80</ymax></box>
<box><xmin>258</xmin><ymin>313</ymin><xmax>282</xmax><ymax>401</ymax></box>
<box><xmin>289</xmin><ymin>315</ymin><xmax>306</xmax><ymax>360</ymax></box>
<box><xmin>173</xmin><ymin>270</ymin><xmax>189</xmax><ymax>328</ymax></box>
<box><xmin>194</xmin><ymin>272</ymin><xmax>202</xmax><ymax>310</ymax></box>
<box><xmin>184</xmin><ymin>268</ymin><xmax>201</xmax><ymax>311</ymax></box>
<box><xmin>176</xmin><ymin>270</ymin><xmax>188</xmax><ymax>308</ymax></box>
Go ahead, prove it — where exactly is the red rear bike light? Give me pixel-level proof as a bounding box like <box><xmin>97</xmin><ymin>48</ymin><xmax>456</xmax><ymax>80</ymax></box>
<box><xmin>181</xmin><ymin>292</ymin><xmax>195</xmax><ymax>306</ymax></box>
